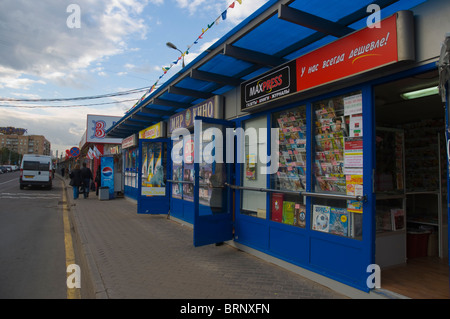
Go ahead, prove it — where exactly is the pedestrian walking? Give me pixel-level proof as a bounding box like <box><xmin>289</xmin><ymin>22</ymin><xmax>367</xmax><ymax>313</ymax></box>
<box><xmin>69</xmin><ymin>164</ymin><xmax>82</xmax><ymax>199</ymax></box>
<box><xmin>81</xmin><ymin>162</ymin><xmax>93</xmax><ymax>199</ymax></box>
<box><xmin>95</xmin><ymin>165</ymin><xmax>101</xmax><ymax>196</ymax></box>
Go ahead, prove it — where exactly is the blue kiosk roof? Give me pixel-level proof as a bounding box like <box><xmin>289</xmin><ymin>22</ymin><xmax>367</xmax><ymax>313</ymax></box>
<box><xmin>106</xmin><ymin>0</ymin><xmax>425</xmax><ymax>138</ymax></box>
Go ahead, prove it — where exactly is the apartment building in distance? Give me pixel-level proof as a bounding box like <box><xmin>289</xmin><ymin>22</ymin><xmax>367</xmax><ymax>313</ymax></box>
<box><xmin>0</xmin><ymin>127</ymin><xmax>51</xmax><ymax>156</ymax></box>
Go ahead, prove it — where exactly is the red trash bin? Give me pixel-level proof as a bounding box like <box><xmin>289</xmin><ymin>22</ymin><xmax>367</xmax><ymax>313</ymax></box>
<box><xmin>407</xmin><ymin>230</ymin><xmax>430</xmax><ymax>258</ymax></box>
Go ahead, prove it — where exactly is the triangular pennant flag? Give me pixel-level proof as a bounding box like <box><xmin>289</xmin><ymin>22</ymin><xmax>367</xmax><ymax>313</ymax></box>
<box><xmin>215</xmin><ymin>17</ymin><xmax>220</xmax><ymax>25</ymax></box>
<box><xmin>208</xmin><ymin>22</ymin><xmax>214</xmax><ymax>29</ymax></box>
<box><xmin>221</xmin><ymin>10</ymin><xmax>227</xmax><ymax>20</ymax></box>
<box><xmin>229</xmin><ymin>2</ymin><xmax>235</xmax><ymax>9</ymax></box>
<box><xmin>236</xmin><ymin>0</ymin><xmax>242</xmax><ymax>4</ymax></box>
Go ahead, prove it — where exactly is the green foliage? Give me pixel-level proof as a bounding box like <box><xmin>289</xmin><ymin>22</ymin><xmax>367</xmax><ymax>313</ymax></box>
<box><xmin>0</xmin><ymin>147</ymin><xmax>21</xmax><ymax>165</ymax></box>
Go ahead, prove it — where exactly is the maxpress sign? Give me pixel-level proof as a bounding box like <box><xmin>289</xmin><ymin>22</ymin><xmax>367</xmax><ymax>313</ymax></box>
<box><xmin>168</xmin><ymin>95</ymin><xmax>223</xmax><ymax>134</ymax></box>
<box><xmin>241</xmin><ymin>61</ymin><xmax>297</xmax><ymax>110</ymax></box>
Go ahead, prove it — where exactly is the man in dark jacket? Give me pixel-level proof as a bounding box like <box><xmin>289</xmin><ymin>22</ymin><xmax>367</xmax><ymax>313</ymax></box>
<box><xmin>80</xmin><ymin>162</ymin><xmax>93</xmax><ymax>198</ymax></box>
<box><xmin>69</xmin><ymin>164</ymin><xmax>82</xmax><ymax>199</ymax></box>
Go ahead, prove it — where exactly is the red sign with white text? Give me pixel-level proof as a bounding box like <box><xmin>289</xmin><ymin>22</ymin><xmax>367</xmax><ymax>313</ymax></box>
<box><xmin>296</xmin><ymin>15</ymin><xmax>398</xmax><ymax>92</ymax></box>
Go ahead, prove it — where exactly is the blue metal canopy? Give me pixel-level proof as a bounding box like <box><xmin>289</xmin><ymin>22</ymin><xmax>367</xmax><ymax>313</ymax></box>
<box><xmin>106</xmin><ymin>0</ymin><xmax>426</xmax><ymax>138</ymax></box>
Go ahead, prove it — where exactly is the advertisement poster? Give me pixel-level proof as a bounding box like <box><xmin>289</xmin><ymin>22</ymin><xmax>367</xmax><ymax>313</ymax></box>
<box><xmin>101</xmin><ymin>156</ymin><xmax>114</xmax><ymax>199</ymax></box>
<box><xmin>344</xmin><ymin>137</ymin><xmax>363</xmax><ymax>168</ymax></box>
<box><xmin>346</xmin><ymin>174</ymin><xmax>363</xmax><ymax>214</ymax></box>
<box><xmin>141</xmin><ymin>143</ymin><xmax>166</xmax><ymax>196</ymax></box>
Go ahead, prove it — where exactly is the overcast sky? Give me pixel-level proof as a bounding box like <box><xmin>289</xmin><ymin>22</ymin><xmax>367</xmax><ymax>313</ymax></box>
<box><xmin>0</xmin><ymin>0</ymin><xmax>267</xmax><ymax>157</ymax></box>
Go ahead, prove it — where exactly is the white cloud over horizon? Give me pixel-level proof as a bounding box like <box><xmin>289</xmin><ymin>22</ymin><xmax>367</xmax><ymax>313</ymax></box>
<box><xmin>0</xmin><ymin>0</ymin><xmax>269</xmax><ymax>156</ymax></box>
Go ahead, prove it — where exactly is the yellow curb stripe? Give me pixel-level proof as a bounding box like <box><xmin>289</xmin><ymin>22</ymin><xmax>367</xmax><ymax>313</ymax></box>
<box><xmin>63</xmin><ymin>188</ymin><xmax>81</xmax><ymax>299</ymax></box>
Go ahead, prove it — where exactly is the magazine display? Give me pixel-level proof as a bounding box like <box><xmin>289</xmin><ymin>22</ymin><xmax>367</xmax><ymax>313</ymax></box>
<box><xmin>314</xmin><ymin>100</ymin><xmax>347</xmax><ymax>194</ymax></box>
<box><xmin>312</xmin><ymin>93</ymin><xmax>364</xmax><ymax>238</ymax></box>
<box><xmin>273</xmin><ymin>107</ymin><xmax>307</xmax><ymax>192</ymax></box>
<box><xmin>267</xmin><ymin>94</ymin><xmax>363</xmax><ymax>237</ymax></box>
<box><xmin>270</xmin><ymin>107</ymin><xmax>307</xmax><ymax>229</ymax></box>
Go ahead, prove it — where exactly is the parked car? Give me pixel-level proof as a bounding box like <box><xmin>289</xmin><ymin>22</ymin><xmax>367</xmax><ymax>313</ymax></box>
<box><xmin>0</xmin><ymin>166</ymin><xmax>7</xmax><ymax>173</ymax></box>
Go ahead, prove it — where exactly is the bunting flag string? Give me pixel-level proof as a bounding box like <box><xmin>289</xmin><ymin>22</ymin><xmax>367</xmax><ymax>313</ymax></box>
<box><xmin>126</xmin><ymin>0</ymin><xmax>245</xmax><ymax>114</ymax></box>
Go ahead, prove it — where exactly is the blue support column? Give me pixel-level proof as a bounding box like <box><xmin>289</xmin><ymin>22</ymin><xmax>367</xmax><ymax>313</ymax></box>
<box><xmin>362</xmin><ymin>84</ymin><xmax>376</xmax><ymax>288</ymax></box>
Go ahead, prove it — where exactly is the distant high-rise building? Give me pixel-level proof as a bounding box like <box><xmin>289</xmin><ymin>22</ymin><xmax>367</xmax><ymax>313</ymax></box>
<box><xmin>0</xmin><ymin>134</ymin><xmax>51</xmax><ymax>156</ymax></box>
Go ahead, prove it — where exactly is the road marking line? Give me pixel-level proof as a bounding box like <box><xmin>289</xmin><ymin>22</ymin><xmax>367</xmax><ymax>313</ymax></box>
<box><xmin>0</xmin><ymin>178</ymin><xmax>17</xmax><ymax>185</ymax></box>
<box><xmin>63</xmin><ymin>188</ymin><xmax>81</xmax><ymax>299</ymax></box>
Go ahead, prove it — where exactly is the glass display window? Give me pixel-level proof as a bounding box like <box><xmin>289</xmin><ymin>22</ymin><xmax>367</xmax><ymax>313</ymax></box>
<box><xmin>183</xmin><ymin>136</ymin><xmax>194</xmax><ymax>202</ymax></box>
<box><xmin>198</xmin><ymin>122</ymin><xmax>227</xmax><ymax>213</ymax></box>
<box><xmin>124</xmin><ymin>147</ymin><xmax>138</xmax><ymax>188</ymax></box>
<box><xmin>172</xmin><ymin>139</ymin><xmax>184</xmax><ymax>199</ymax></box>
<box><xmin>312</xmin><ymin>91</ymin><xmax>364</xmax><ymax>239</ymax></box>
<box><xmin>241</xmin><ymin>116</ymin><xmax>268</xmax><ymax>219</ymax></box>
<box><xmin>270</xmin><ymin>105</ymin><xmax>307</xmax><ymax>228</ymax></box>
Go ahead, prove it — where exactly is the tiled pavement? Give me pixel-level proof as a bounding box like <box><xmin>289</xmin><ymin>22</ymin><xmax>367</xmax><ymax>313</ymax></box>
<box><xmin>62</xmin><ymin>176</ymin><xmax>348</xmax><ymax>299</ymax></box>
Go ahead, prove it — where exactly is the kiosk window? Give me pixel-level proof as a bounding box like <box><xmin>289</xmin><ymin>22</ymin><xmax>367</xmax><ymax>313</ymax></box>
<box><xmin>241</xmin><ymin>116</ymin><xmax>267</xmax><ymax>219</ymax></box>
<box><xmin>312</xmin><ymin>91</ymin><xmax>363</xmax><ymax>239</ymax></box>
<box><xmin>270</xmin><ymin>105</ymin><xmax>307</xmax><ymax>227</ymax></box>
<box><xmin>141</xmin><ymin>142</ymin><xmax>167</xmax><ymax>196</ymax></box>
<box><xmin>172</xmin><ymin>139</ymin><xmax>184</xmax><ymax>199</ymax></box>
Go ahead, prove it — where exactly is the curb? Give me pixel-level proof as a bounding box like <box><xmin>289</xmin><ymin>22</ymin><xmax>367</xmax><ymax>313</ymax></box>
<box><xmin>58</xmin><ymin>175</ymin><xmax>108</xmax><ymax>299</ymax></box>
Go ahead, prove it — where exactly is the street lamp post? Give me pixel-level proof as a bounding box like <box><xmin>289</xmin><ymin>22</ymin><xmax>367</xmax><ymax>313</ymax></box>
<box><xmin>166</xmin><ymin>42</ymin><xmax>185</xmax><ymax>68</ymax></box>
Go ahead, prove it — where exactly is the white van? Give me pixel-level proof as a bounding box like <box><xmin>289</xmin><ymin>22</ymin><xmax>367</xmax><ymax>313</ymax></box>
<box><xmin>20</xmin><ymin>154</ymin><xmax>53</xmax><ymax>189</ymax></box>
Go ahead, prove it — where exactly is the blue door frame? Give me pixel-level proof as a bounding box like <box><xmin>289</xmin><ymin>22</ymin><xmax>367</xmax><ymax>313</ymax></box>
<box><xmin>193</xmin><ymin>116</ymin><xmax>235</xmax><ymax>247</ymax></box>
<box><xmin>137</xmin><ymin>138</ymin><xmax>171</xmax><ymax>214</ymax></box>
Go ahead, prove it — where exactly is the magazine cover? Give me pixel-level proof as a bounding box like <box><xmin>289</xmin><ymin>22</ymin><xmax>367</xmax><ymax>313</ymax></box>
<box><xmin>271</xmin><ymin>193</ymin><xmax>284</xmax><ymax>222</ymax></box>
<box><xmin>282</xmin><ymin>201</ymin><xmax>295</xmax><ymax>225</ymax></box>
<box><xmin>294</xmin><ymin>203</ymin><xmax>306</xmax><ymax>228</ymax></box>
<box><xmin>329</xmin><ymin>207</ymin><xmax>349</xmax><ymax>236</ymax></box>
<box><xmin>312</xmin><ymin>205</ymin><xmax>330</xmax><ymax>232</ymax></box>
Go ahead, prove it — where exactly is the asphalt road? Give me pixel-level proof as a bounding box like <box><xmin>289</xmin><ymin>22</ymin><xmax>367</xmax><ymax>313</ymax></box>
<box><xmin>0</xmin><ymin>171</ymin><xmax>67</xmax><ymax>298</ymax></box>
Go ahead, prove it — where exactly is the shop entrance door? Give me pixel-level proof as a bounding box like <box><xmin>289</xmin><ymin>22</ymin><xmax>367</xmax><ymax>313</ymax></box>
<box><xmin>137</xmin><ymin>138</ymin><xmax>171</xmax><ymax>214</ymax></box>
<box><xmin>193</xmin><ymin>116</ymin><xmax>234</xmax><ymax>246</ymax></box>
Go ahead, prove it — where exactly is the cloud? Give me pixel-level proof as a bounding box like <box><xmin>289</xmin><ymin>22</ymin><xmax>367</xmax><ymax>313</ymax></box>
<box><xmin>224</xmin><ymin>0</ymin><xmax>268</xmax><ymax>25</ymax></box>
<box><xmin>174</xmin><ymin>0</ymin><xmax>266</xmax><ymax>23</ymax></box>
<box><xmin>0</xmin><ymin>0</ymin><xmax>151</xmax><ymax>90</ymax></box>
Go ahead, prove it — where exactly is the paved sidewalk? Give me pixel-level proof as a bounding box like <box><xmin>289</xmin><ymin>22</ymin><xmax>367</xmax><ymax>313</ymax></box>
<box><xmin>61</xmin><ymin>176</ymin><xmax>347</xmax><ymax>299</ymax></box>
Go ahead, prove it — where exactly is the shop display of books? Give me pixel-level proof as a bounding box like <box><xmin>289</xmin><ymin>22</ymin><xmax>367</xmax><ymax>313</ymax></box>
<box><xmin>403</xmin><ymin>119</ymin><xmax>444</xmax><ymax>192</ymax></box>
